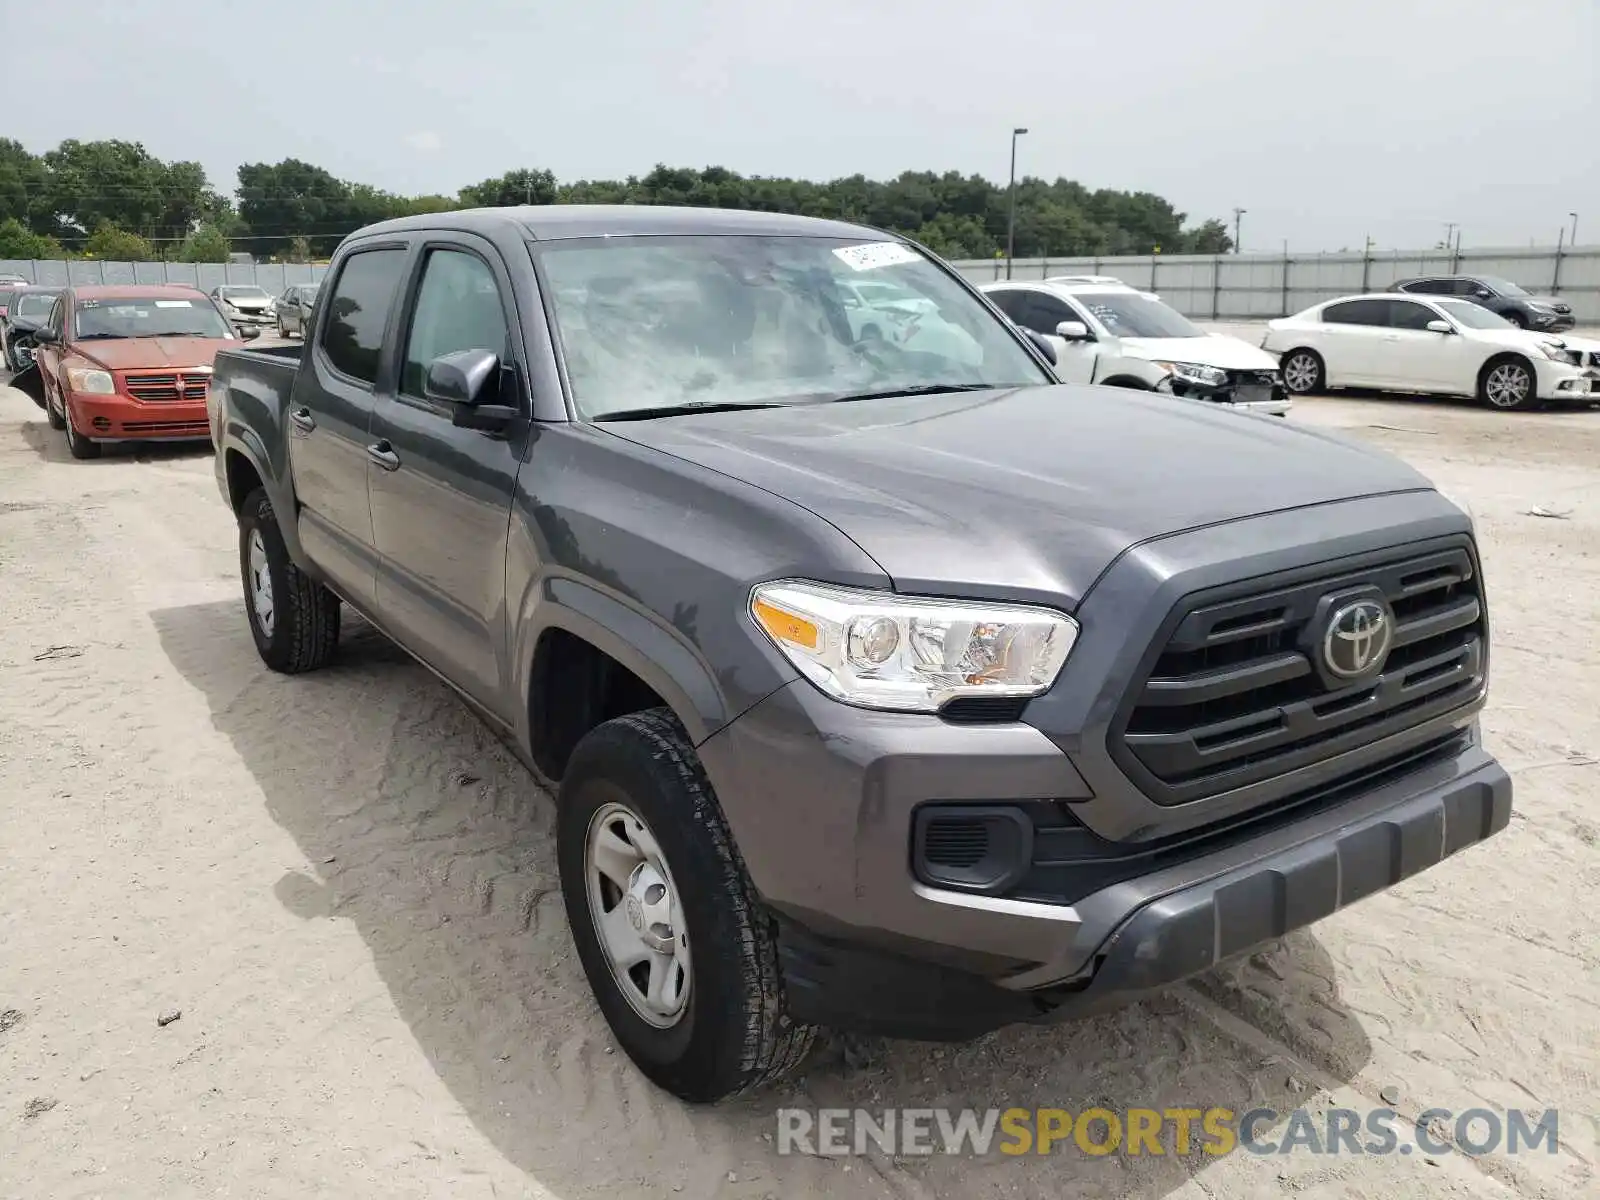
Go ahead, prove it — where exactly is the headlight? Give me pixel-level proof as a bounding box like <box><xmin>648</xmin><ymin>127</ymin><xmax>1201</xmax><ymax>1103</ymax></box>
<box><xmin>1153</xmin><ymin>361</ymin><xmax>1229</xmax><ymax>388</ymax></box>
<box><xmin>1534</xmin><ymin>340</ymin><xmax>1569</xmax><ymax>362</ymax></box>
<box><xmin>1526</xmin><ymin>303</ymin><xmax>1555</xmax><ymax>313</ymax></box>
<box><xmin>749</xmin><ymin>580</ymin><xmax>1078</xmax><ymax>712</ymax></box>
<box><xmin>65</xmin><ymin>367</ymin><xmax>115</xmax><ymax>394</ymax></box>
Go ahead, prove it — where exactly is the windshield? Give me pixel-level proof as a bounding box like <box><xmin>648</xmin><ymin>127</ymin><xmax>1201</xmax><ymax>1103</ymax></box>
<box><xmin>219</xmin><ymin>286</ymin><xmax>270</xmax><ymax>301</ymax></box>
<box><xmin>1071</xmin><ymin>291</ymin><xmax>1204</xmax><ymax>339</ymax></box>
<box><xmin>535</xmin><ymin>234</ymin><xmax>1051</xmax><ymax>419</ymax></box>
<box><xmin>1474</xmin><ymin>276</ymin><xmax>1528</xmax><ymax>297</ymax></box>
<box><xmin>15</xmin><ymin>293</ymin><xmax>55</xmax><ymax>319</ymax></box>
<box><xmin>1435</xmin><ymin>300</ymin><xmax>1515</xmax><ymax>330</ymax></box>
<box><xmin>74</xmin><ymin>296</ymin><xmax>233</xmax><ymax>339</ymax></box>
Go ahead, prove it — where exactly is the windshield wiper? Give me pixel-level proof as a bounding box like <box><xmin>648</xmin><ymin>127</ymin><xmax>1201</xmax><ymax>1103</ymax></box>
<box><xmin>823</xmin><ymin>383</ymin><xmax>997</xmax><ymax>404</ymax></box>
<box><xmin>595</xmin><ymin>400</ymin><xmax>791</xmax><ymax>422</ymax></box>
<box><xmin>74</xmin><ymin>332</ymin><xmax>124</xmax><ymax>340</ymax></box>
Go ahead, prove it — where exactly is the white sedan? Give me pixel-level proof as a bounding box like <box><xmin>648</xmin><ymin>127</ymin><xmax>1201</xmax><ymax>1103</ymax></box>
<box><xmin>982</xmin><ymin>280</ymin><xmax>1291</xmax><ymax>414</ymax></box>
<box><xmin>1263</xmin><ymin>294</ymin><xmax>1596</xmax><ymax>411</ymax></box>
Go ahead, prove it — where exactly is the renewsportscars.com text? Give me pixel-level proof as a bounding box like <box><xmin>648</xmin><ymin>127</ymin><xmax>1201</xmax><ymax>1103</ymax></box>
<box><xmin>775</xmin><ymin>1106</ymin><xmax>1560</xmax><ymax>1159</ymax></box>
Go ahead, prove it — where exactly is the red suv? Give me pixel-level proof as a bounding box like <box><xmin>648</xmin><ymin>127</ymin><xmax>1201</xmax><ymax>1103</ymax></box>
<box><xmin>15</xmin><ymin>285</ymin><xmax>254</xmax><ymax>460</ymax></box>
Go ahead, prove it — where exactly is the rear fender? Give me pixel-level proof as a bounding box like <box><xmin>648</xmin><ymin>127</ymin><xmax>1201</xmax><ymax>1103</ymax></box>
<box><xmin>220</xmin><ymin>426</ymin><xmax>311</xmax><ymax>570</ymax></box>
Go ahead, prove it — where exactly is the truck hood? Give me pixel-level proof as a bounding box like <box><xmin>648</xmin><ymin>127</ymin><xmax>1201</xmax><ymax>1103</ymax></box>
<box><xmin>70</xmin><ymin>337</ymin><xmax>236</xmax><ymax>371</ymax></box>
<box><xmin>602</xmin><ymin>384</ymin><xmax>1433</xmax><ymax>607</ymax></box>
<box><xmin>1116</xmin><ymin>334</ymin><xmax>1280</xmax><ymax>371</ymax></box>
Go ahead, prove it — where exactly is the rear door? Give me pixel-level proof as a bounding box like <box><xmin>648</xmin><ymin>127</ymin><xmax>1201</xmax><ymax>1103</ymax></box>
<box><xmin>367</xmin><ymin>234</ymin><xmax>531</xmax><ymax>715</ymax></box>
<box><xmin>288</xmin><ymin>243</ymin><xmax>411</xmax><ymax>610</ymax></box>
<box><xmin>1315</xmin><ymin>299</ymin><xmax>1390</xmax><ymax>386</ymax></box>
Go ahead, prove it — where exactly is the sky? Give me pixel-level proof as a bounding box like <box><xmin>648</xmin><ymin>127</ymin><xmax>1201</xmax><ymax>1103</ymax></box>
<box><xmin>5</xmin><ymin>0</ymin><xmax>1595</xmax><ymax>253</ymax></box>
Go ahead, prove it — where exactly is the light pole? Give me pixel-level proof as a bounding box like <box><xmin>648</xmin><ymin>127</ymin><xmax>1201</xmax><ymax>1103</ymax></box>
<box><xmin>1571</xmin><ymin>212</ymin><xmax>1579</xmax><ymax>245</ymax></box>
<box><xmin>1232</xmin><ymin>207</ymin><xmax>1246</xmax><ymax>253</ymax></box>
<box><xmin>1005</xmin><ymin>127</ymin><xmax>1027</xmax><ymax>279</ymax></box>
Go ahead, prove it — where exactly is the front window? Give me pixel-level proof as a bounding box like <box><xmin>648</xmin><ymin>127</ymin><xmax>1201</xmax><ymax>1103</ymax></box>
<box><xmin>1472</xmin><ymin>276</ymin><xmax>1527</xmax><ymax>297</ymax></box>
<box><xmin>73</xmin><ymin>296</ymin><xmax>234</xmax><ymax>340</ymax></box>
<box><xmin>1069</xmin><ymin>291</ymin><xmax>1204</xmax><ymax>339</ymax></box>
<box><xmin>535</xmin><ymin>234</ymin><xmax>1051</xmax><ymax>419</ymax></box>
<box><xmin>15</xmin><ymin>293</ymin><xmax>56</xmax><ymax>319</ymax></box>
<box><xmin>1435</xmin><ymin>300</ymin><xmax>1516</xmax><ymax>330</ymax></box>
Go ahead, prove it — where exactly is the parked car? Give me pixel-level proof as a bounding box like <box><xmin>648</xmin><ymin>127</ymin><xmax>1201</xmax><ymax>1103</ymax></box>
<box><xmin>1263</xmin><ymin>293</ymin><xmax>1594</xmax><ymax>411</ymax></box>
<box><xmin>275</xmin><ymin>282</ymin><xmax>321</xmax><ymax>337</ymax></box>
<box><xmin>210</xmin><ymin>284</ymin><xmax>277</xmax><ymax>334</ymax></box>
<box><xmin>0</xmin><ymin>274</ymin><xmax>31</xmax><ymax>321</ymax></box>
<box><xmin>209</xmin><ymin>206</ymin><xmax>1509</xmax><ymax>1104</ymax></box>
<box><xmin>2</xmin><ymin>285</ymin><xmax>63</xmax><ymax>377</ymax></box>
<box><xmin>982</xmin><ymin>279</ymin><xmax>1290</xmax><ymax>414</ymax></box>
<box><xmin>1388</xmin><ymin>275</ymin><xmax>1575</xmax><ymax>333</ymax></box>
<box><xmin>11</xmin><ymin>284</ymin><xmax>254</xmax><ymax>459</ymax></box>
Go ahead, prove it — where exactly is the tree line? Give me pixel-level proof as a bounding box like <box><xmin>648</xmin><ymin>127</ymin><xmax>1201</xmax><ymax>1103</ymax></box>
<box><xmin>0</xmin><ymin>138</ymin><xmax>1235</xmax><ymax>264</ymax></box>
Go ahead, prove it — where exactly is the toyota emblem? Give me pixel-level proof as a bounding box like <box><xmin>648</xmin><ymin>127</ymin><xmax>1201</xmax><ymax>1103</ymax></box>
<box><xmin>1322</xmin><ymin>599</ymin><xmax>1392</xmax><ymax>679</ymax></box>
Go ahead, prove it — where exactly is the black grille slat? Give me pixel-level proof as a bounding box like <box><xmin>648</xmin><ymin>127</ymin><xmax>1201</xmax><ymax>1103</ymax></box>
<box><xmin>1115</xmin><ymin>541</ymin><xmax>1486</xmax><ymax>803</ymax></box>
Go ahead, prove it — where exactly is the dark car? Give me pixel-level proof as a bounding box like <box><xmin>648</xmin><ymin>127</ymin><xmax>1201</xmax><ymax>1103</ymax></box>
<box><xmin>274</xmin><ymin>281</ymin><xmax>321</xmax><ymax>337</ymax></box>
<box><xmin>2</xmin><ymin>285</ymin><xmax>63</xmax><ymax>374</ymax></box>
<box><xmin>1388</xmin><ymin>275</ymin><xmax>1575</xmax><ymax>332</ymax></box>
<box><xmin>207</xmin><ymin>205</ymin><xmax>1511</xmax><ymax>1103</ymax></box>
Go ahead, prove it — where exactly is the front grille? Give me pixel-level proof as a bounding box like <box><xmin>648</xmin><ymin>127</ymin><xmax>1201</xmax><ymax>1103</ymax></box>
<box><xmin>123</xmin><ymin>372</ymin><xmax>211</xmax><ymax>403</ymax></box>
<box><xmin>1112</xmin><ymin>540</ymin><xmax>1486</xmax><ymax>805</ymax></box>
<box><xmin>1224</xmin><ymin>368</ymin><xmax>1282</xmax><ymax>404</ymax></box>
<box><xmin>120</xmin><ymin>420</ymin><xmax>210</xmax><ymax>433</ymax></box>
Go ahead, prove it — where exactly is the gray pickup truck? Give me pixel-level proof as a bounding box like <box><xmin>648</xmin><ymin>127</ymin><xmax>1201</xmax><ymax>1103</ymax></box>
<box><xmin>207</xmin><ymin>205</ymin><xmax>1511</xmax><ymax>1104</ymax></box>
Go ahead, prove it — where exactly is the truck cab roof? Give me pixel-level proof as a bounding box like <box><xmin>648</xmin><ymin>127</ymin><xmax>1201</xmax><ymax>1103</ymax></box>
<box><xmin>347</xmin><ymin>204</ymin><xmax>890</xmax><ymax>244</ymax></box>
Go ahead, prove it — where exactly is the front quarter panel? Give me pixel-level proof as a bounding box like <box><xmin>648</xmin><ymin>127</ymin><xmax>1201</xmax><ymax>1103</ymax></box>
<box><xmin>505</xmin><ymin>422</ymin><xmax>891</xmax><ymax>749</ymax></box>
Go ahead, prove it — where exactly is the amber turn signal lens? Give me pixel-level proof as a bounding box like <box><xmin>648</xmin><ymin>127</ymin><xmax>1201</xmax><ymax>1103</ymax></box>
<box><xmin>752</xmin><ymin>597</ymin><xmax>820</xmax><ymax>651</ymax></box>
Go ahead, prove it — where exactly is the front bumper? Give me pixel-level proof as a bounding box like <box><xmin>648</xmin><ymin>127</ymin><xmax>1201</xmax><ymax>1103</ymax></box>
<box><xmin>64</xmin><ymin>391</ymin><xmax>211</xmax><ymax>441</ymax></box>
<box><xmin>1528</xmin><ymin>311</ymin><xmax>1575</xmax><ymax>332</ymax></box>
<box><xmin>769</xmin><ymin>738</ymin><xmax>1509</xmax><ymax>1039</ymax></box>
<box><xmin>1532</xmin><ymin>358</ymin><xmax>1596</xmax><ymax>401</ymax></box>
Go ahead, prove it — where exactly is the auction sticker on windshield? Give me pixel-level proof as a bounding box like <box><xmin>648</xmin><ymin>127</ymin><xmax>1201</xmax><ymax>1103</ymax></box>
<box><xmin>833</xmin><ymin>242</ymin><xmax>924</xmax><ymax>272</ymax></box>
<box><xmin>155</xmin><ymin>300</ymin><xmax>195</xmax><ymax>308</ymax></box>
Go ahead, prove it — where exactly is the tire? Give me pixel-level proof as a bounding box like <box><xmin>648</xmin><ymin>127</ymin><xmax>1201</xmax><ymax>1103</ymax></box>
<box><xmin>1280</xmin><ymin>348</ymin><xmax>1325</xmax><ymax>396</ymax></box>
<box><xmin>557</xmin><ymin>708</ymin><xmax>817</xmax><ymax>1103</ymax></box>
<box><xmin>1505</xmin><ymin>311</ymin><xmax>1528</xmax><ymax>330</ymax></box>
<box><xmin>238</xmin><ymin>487</ymin><xmax>341</xmax><ymax>672</ymax></box>
<box><xmin>1477</xmin><ymin>355</ymin><xmax>1540</xmax><ymax>412</ymax></box>
<box><xmin>277</xmin><ymin>318</ymin><xmax>287</xmax><ymax>338</ymax></box>
<box><xmin>61</xmin><ymin>398</ymin><xmax>101</xmax><ymax>459</ymax></box>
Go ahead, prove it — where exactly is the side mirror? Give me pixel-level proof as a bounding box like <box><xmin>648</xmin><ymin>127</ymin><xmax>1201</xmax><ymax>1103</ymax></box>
<box><xmin>426</xmin><ymin>348</ymin><xmax>520</xmax><ymax>431</ymax></box>
<box><xmin>1055</xmin><ymin>320</ymin><xmax>1091</xmax><ymax>341</ymax></box>
<box><xmin>1473</xmin><ymin>289</ymin><xmax>1492</xmax><ymax>300</ymax></box>
<box><xmin>1425</xmin><ymin>319</ymin><xmax>1453</xmax><ymax>334</ymax></box>
<box><xmin>239</xmin><ymin>326</ymin><xmax>261</xmax><ymax>340</ymax></box>
<box><xmin>1020</xmin><ymin>328</ymin><xmax>1057</xmax><ymax>365</ymax></box>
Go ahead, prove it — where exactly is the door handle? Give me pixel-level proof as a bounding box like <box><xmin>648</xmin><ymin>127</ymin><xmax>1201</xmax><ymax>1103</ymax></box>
<box><xmin>366</xmin><ymin>440</ymin><xmax>401</xmax><ymax>471</ymax></box>
<box><xmin>289</xmin><ymin>406</ymin><xmax>316</xmax><ymax>432</ymax></box>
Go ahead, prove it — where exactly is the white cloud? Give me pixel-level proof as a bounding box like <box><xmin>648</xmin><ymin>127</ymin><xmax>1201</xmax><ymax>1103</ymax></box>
<box><xmin>405</xmin><ymin>130</ymin><xmax>443</xmax><ymax>153</ymax></box>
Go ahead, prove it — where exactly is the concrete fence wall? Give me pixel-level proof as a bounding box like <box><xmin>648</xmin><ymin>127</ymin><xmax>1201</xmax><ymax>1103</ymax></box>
<box><xmin>9</xmin><ymin>244</ymin><xmax>1599</xmax><ymax>323</ymax></box>
<box><xmin>0</xmin><ymin>260</ymin><xmax>331</xmax><ymax>292</ymax></box>
<box><xmin>948</xmin><ymin>245</ymin><xmax>1600</xmax><ymax>324</ymax></box>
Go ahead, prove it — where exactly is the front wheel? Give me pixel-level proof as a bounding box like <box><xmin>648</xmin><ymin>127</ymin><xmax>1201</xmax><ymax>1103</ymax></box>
<box><xmin>1478</xmin><ymin>356</ymin><xmax>1540</xmax><ymax>411</ymax></box>
<box><xmin>1280</xmin><ymin>349</ymin><xmax>1325</xmax><ymax>395</ymax></box>
<box><xmin>557</xmin><ymin>709</ymin><xmax>817</xmax><ymax>1103</ymax></box>
<box><xmin>238</xmin><ymin>487</ymin><xmax>341</xmax><ymax>672</ymax></box>
<box><xmin>61</xmin><ymin>399</ymin><xmax>101</xmax><ymax>459</ymax></box>
<box><xmin>1505</xmin><ymin>312</ymin><xmax>1528</xmax><ymax>330</ymax></box>
<box><xmin>44</xmin><ymin>381</ymin><xmax>66</xmax><ymax>429</ymax></box>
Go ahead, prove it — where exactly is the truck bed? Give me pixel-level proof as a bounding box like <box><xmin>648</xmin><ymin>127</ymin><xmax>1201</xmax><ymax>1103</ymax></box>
<box><xmin>212</xmin><ymin>342</ymin><xmax>305</xmax><ymax>454</ymax></box>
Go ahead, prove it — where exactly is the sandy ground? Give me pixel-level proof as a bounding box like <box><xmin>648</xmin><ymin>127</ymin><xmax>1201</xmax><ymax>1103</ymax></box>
<box><xmin>1</xmin><ymin>379</ymin><xmax>1597</xmax><ymax>1200</ymax></box>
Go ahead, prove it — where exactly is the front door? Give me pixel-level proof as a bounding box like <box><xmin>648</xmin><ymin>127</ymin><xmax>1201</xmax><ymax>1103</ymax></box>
<box><xmin>367</xmin><ymin>238</ymin><xmax>531</xmax><ymax>717</ymax></box>
<box><xmin>1375</xmin><ymin>298</ymin><xmax>1458</xmax><ymax>392</ymax></box>
<box><xmin>289</xmin><ymin>244</ymin><xmax>410</xmax><ymax>609</ymax></box>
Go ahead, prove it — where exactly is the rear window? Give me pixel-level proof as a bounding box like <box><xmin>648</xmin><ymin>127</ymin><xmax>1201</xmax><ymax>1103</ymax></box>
<box><xmin>319</xmin><ymin>249</ymin><xmax>408</xmax><ymax>384</ymax></box>
<box><xmin>1322</xmin><ymin>299</ymin><xmax>1388</xmax><ymax>326</ymax></box>
<box><xmin>14</xmin><ymin>293</ymin><xmax>56</xmax><ymax>318</ymax></box>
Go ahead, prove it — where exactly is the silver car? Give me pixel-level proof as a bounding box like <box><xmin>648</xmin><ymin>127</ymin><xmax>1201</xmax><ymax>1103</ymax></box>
<box><xmin>275</xmin><ymin>282</ymin><xmax>321</xmax><ymax>337</ymax></box>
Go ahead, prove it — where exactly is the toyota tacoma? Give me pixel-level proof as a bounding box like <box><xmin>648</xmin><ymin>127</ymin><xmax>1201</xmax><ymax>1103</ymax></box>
<box><xmin>207</xmin><ymin>205</ymin><xmax>1512</xmax><ymax>1103</ymax></box>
